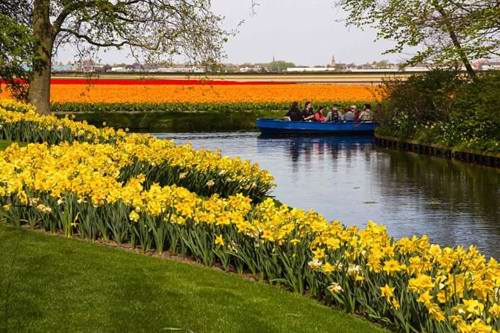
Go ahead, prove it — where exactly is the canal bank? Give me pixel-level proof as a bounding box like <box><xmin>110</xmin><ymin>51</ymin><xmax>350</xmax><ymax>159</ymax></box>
<box><xmin>375</xmin><ymin>134</ymin><xmax>500</xmax><ymax>168</ymax></box>
<box><xmin>58</xmin><ymin>110</ymin><xmax>287</xmax><ymax>132</ymax></box>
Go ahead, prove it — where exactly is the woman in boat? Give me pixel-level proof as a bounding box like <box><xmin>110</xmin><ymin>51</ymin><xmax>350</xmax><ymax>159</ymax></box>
<box><xmin>313</xmin><ymin>106</ymin><xmax>327</xmax><ymax>122</ymax></box>
<box><xmin>285</xmin><ymin>101</ymin><xmax>303</xmax><ymax>121</ymax></box>
<box><xmin>343</xmin><ymin>106</ymin><xmax>355</xmax><ymax>121</ymax></box>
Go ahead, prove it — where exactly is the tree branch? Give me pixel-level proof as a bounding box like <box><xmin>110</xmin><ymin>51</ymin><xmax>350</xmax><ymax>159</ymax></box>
<box><xmin>59</xmin><ymin>28</ymin><xmax>132</xmax><ymax>48</ymax></box>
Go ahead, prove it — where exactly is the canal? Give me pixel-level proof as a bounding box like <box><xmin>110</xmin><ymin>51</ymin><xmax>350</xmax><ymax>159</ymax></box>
<box><xmin>156</xmin><ymin>132</ymin><xmax>500</xmax><ymax>259</ymax></box>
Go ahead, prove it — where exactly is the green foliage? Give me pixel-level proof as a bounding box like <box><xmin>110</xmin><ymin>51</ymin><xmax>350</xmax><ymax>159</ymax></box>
<box><xmin>0</xmin><ymin>140</ymin><xmax>26</xmax><ymax>150</ymax></box>
<box><xmin>339</xmin><ymin>0</ymin><xmax>500</xmax><ymax>77</ymax></box>
<box><xmin>52</xmin><ymin>102</ymin><xmax>291</xmax><ymax>113</ymax></box>
<box><xmin>66</xmin><ymin>110</ymin><xmax>286</xmax><ymax>133</ymax></box>
<box><xmin>0</xmin><ymin>140</ymin><xmax>12</xmax><ymax>150</ymax></box>
<box><xmin>51</xmin><ymin>101</ymin><xmax>370</xmax><ymax>113</ymax></box>
<box><xmin>376</xmin><ymin>70</ymin><xmax>463</xmax><ymax>138</ymax></box>
<box><xmin>2</xmin><ymin>0</ymin><xmax>228</xmax><ymax>113</ymax></box>
<box><xmin>376</xmin><ymin>70</ymin><xmax>500</xmax><ymax>153</ymax></box>
<box><xmin>443</xmin><ymin>71</ymin><xmax>500</xmax><ymax>150</ymax></box>
<box><xmin>0</xmin><ymin>13</ymin><xmax>33</xmax><ymax>99</ymax></box>
<box><xmin>267</xmin><ymin>61</ymin><xmax>296</xmax><ymax>72</ymax></box>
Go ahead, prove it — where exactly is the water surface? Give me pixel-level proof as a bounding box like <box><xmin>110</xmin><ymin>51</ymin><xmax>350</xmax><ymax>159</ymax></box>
<box><xmin>156</xmin><ymin>132</ymin><xmax>500</xmax><ymax>259</ymax></box>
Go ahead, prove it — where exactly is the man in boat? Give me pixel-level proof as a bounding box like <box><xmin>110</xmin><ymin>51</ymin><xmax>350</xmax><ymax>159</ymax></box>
<box><xmin>284</xmin><ymin>101</ymin><xmax>303</xmax><ymax>121</ymax></box>
<box><xmin>359</xmin><ymin>104</ymin><xmax>373</xmax><ymax>122</ymax></box>
<box><xmin>326</xmin><ymin>106</ymin><xmax>340</xmax><ymax>122</ymax></box>
<box><xmin>302</xmin><ymin>101</ymin><xmax>315</xmax><ymax>121</ymax></box>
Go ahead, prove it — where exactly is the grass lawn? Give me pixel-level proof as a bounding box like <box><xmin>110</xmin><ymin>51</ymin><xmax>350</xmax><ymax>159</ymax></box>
<box><xmin>0</xmin><ymin>141</ymin><xmax>27</xmax><ymax>150</ymax></box>
<box><xmin>0</xmin><ymin>223</ymin><xmax>387</xmax><ymax>333</ymax></box>
<box><xmin>0</xmin><ymin>140</ymin><xmax>12</xmax><ymax>150</ymax></box>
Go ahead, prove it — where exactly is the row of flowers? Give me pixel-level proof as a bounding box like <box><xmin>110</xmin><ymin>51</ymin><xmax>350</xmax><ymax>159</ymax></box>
<box><xmin>0</xmin><ymin>99</ymin><xmax>274</xmax><ymax>200</ymax></box>
<box><xmin>0</xmin><ymin>100</ymin><xmax>498</xmax><ymax>333</ymax></box>
<box><xmin>1</xmin><ymin>83</ymin><xmax>380</xmax><ymax>104</ymax></box>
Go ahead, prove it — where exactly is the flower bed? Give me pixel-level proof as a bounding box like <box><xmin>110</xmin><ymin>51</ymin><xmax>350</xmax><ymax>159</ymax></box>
<box><xmin>1</xmin><ymin>81</ymin><xmax>381</xmax><ymax>112</ymax></box>
<box><xmin>49</xmin><ymin>82</ymin><xmax>380</xmax><ymax>104</ymax></box>
<box><xmin>0</xmin><ymin>100</ymin><xmax>498</xmax><ymax>333</ymax></box>
<box><xmin>0</xmin><ymin>100</ymin><xmax>274</xmax><ymax>201</ymax></box>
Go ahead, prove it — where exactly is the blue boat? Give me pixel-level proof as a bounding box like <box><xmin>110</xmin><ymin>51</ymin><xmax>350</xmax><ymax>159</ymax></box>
<box><xmin>256</xmin><ymin>119</ymin><xmax>377</xmax><ymax>135</ymax></box>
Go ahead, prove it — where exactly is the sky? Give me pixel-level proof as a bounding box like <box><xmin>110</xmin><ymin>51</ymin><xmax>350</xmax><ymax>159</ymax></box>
<box><xmin>56</xmin><ymin>0</ymin><xmax>412</xmax><ymax>66</ymax></box>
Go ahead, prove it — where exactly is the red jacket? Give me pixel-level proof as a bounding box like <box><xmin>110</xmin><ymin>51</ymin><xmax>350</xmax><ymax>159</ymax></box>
<box><xmin>314</xmin><ymin>112</ymin><xmax>326</xmax><ymax>122</ymax></box>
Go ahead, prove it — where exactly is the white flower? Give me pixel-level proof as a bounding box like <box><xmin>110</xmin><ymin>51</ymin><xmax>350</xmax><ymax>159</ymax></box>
<box><xmin>347</xmin><ymin>264</ymin><xmax>361</xmax><ymax>276</ymax></box>
<box><xmin>308</xmin><ymin>259</ymin><xmax>322</xmax><ymax>270</ymax></box>
<box><xmin>327</xmin><ymin>282</ymin><xmax>343</xmax><ymax>294</ymax></box>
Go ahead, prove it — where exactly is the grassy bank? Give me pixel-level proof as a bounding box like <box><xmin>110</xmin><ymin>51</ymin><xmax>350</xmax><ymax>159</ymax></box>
<box><xmin>60</xmin><ymin>110</ymin><xmax>287</xmax><ymax>132</ymax></box>
<box><xmin>0</xmin><ymin>140</ymin><xmax>26</xmax><ymax>150</ymax></box>
<box><xmin>0</xmin><ymin>223</ymin><xmax>386</xmax><ymax>333</ymax></box>
<box><xmin>0</xmin><ymin>140</ymin><xmax>11</xmax><ymax>150</ymax></box>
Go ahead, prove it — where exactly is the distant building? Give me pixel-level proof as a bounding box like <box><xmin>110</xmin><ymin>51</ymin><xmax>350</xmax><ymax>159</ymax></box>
<box><xmin>346</xmin><ymin>68</ymin><xmax>400</xmax><ymax>72</ymax></box>
<box><xmin>73</xmin><ymin>59</ymin><xmax>105</xmax><ymax>72</ymax></box>
<box><xmin>403</xmin><ymin>66</ymin><xmax>431</xmax><ymax>72</ymax></box>
<box><xmin>483</xmin><ymin>63</ymin><xmax>500</xmax><ymax>70</ymax></box>
<box><xmin>476</xmin><ymin>59</ymin><xmax>500</xmax><ymax>70</ymax></box>
<box><xmin>110</xmin><ymin>66</ymin><xmax>127</xmax><ymax>72</ymax></box>
<box><xmin>286</xmin><ymin>67</ymin><xmax>335</xmax><ymax>73</ymax></box>
<box><xmin>153</xmin><ymin>66</ymin><xmax>204</xmax><ymax>73</ymax></box>
<box><xmin>125</xmin><ymin>63</ymin><xmax>144</xmax><ymax>72</ymax></box>
<box><xmin>52</xmin><ymin>64</ymin><xmax>74</xmax><ymax>72</ymax></box>
<box><xmin>239</xmin><ymin>66</ymin><xmax>264</xmax><ymax>73</ymax></box>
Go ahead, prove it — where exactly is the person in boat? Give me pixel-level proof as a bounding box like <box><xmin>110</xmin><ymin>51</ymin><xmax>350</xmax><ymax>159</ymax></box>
<box><xmin>337</xmin><ymin>107</ymin><xmax>345</xmax><ymax>121</ymax></box>
<box><xmin>325</xmin><ymin>106</ymin><xmax>340</xmax><ymax>122</ymax></box>
<box><xmin>352</xmin><ymin>105</ymin><xmax>361</xmax><ymax>122</ymax></box>
<box><xmin>302</xmin><ymin>101</ymin><xmax>315</xmax><ymax>121</ymax></box>
<box><xmin>359</xmin><ymin>103</ymin><xmax>373</xmax><ymax>122</ymax></box>
<box><xmin>284</xmin><ymin>101</ymin><xmax>303</xmax><ymax>121</ymax></box>
<box><xmin>313</xmin><ymin>106</ymin><xmax>327</xmax><ymax>122</ymax></box>
<box><xmin>343</xmin><ymin>106</ymin><xmax>355</xmax><ymax>121</ymax></box>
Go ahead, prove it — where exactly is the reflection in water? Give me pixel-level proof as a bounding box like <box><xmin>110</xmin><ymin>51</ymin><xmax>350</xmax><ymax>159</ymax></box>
<box><xmin>375</xmin><ymin>150</ymin><xmax>499</xmax><ymax>255</ymax></box>
<box><xmin>155</xmin><ymin>132</ymin><xmax>500</xmax><ymax>259</ymax></box>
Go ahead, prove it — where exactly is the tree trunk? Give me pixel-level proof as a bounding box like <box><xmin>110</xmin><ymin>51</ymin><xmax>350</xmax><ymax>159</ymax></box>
<box><xmin>447</xmin><ymin>28</ymin><xmax>476</xmax><ymax>80</ymax></box>
<box><xmin>28</xmin><ymin>0</ymin><xmax>53</xmax><ymax>114</ymax></box>
<box><xmin>434</xmin><ymin>3</ymin><xmax>476</xmax><ymax>80</ymax></box>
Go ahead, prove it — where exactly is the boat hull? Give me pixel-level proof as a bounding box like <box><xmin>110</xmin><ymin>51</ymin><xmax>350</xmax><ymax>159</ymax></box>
<box><xmin>256</xmin><ymin>119</ymin><xmax>377</xmax><ymax>135</ymax></box>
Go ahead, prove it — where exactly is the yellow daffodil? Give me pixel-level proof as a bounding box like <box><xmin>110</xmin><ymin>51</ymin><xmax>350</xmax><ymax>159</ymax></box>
<box><xmin>215</xmin><ymin>234</ymin><xmax>225</xmax><ymax>247</ymax></box>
